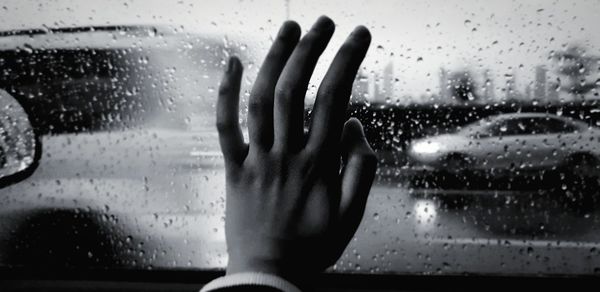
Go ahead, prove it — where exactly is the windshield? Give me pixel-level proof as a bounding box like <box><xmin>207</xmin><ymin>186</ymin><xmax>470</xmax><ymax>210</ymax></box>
<box><xmin>2</xmin><ymin>0</ymin><xmax>600</xmax><ymax>276</ymax></box>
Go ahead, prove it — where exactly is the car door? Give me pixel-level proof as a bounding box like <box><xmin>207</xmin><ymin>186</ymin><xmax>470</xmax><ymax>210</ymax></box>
<box><xmin>477</xmin><ymin>117</ymin><xmax>553</xmax><ymax>171</ymax></box>
<box><xmin>501</xmin><ymin>117</ymin><xmax>581</xmax><ymax>170</ymax></box>
<box><xmin>474</xmin><ymin>118</ymin><xmax>521</xmax><ymax>170</ymax></box>
<box><xmin>507</xmin><ymin>118</ymin><xmax>557</xmax><ymax>169</ymax></box>
<box><xmin>495</xmin><ymin>118</ymin><xmax>542</xmax><ymax>170</ymax></box>
<box><xmin>543</xmin><ymin>118</ymin><xmax>583</xmax><ymax>164</ymax></box>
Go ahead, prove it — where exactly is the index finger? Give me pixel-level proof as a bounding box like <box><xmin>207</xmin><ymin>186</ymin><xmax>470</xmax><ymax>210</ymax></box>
<box><xmin>306</xmin><ymin>26</ymin><xmax>371</xmax><ymax>152</ymax></box>
<box><xmin>216</xmin><ymin>57</ymin><xmax>247</xmax><ymax>165</ymax></box>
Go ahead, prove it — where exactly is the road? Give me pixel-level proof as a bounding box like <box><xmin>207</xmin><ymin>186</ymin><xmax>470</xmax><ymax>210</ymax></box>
<box><xmin>1</xmin><ymin>123</ymin><xmax>600</xmax><ymax>275</ymax></box>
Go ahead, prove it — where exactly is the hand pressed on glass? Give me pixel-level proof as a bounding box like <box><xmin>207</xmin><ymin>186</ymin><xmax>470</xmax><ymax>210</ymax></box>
<box><xmin>216</xmin><ymin>16</ymin><xmax>376</xmax><ymax>284</ymax></box>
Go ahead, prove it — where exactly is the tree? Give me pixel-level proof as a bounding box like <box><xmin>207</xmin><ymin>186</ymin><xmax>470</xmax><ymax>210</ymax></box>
<box><xmin>550</xmin><ymin>45</ymin><xmax>599</xmax><ymax>98</ymax></box>
<box><xmin>448</xmin><ymin>70</ymin><xmax>479</xmax><ymax>102</ymax></box>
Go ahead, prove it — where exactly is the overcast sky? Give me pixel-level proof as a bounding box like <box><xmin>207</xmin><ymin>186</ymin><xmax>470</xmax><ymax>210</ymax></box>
<box><xmin>1</xmin><ymin>0</ymin><xmax>599</xmax><ymax>100</ymax></box>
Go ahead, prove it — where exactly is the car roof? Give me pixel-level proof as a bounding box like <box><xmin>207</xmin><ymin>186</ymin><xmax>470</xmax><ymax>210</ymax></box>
<box><xmin>0</xmin><ymin>25</ymin><xmax>226</xmax><ymax>51</ymax></box>
<box><xmin>478</xmin><ymin>112</ymin><xmax>592</xmax><ymax>131</ymax></box>
<box><xmin>0</xmin><ymin>25</ymin><xmax>171</xmax><ymax>50</ymax></box>
<box><xmin>488</xmin><ymin>112</ymin><xmax>564</xmax><ymax>121</ymax></box>
<box><xmin>0</xmin><ymin>25</ymin><xmax>171</xmax><ymax>38</ymax></box>
<box><xmin>463</xmin><ymin>112</ymin><xmax>579</xmax><ymax>131</ymax></box>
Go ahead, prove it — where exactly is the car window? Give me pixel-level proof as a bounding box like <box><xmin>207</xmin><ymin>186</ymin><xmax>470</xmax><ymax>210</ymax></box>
<box><xmin>506</xmin><ymin>118</ymin><xmax>544</xmax><ymax>135</ymax></box>
<box><xmin>2</xmin><ymin>0</ymin><xmax>600</xmax><ymax>278</ymax></box>
<box><xmin>541</xmin><ymin>118</ymin><xmax>579</xmax><ymax>134</ymax></box>
<box><xmin>510</xmin><ymin>118</ymin><xmax>539</xmax><ymax>135</ymax></box>
<box><xmin>485</xmin><ymin>117</ymin><xmax>581</xmax><ymax>136</ymax></box>
<box><xmin>486</xmin><ymin>119</ymin><xmax>509</xmax><ymax>136</ymax></box>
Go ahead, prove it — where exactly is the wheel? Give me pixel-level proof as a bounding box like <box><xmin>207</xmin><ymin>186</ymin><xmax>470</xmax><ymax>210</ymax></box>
<box><xmin>443</xmin><ymin>154</ymin><xmax>471</xmax><ymax>173</ymax></box>
<box><xmin>440</xmin><ymin>195</ymin><xmax>474</xmax><ymax>210</ymax></box>
<box><xmin>563</xmin><ymin>153</ymin><xmax>600</xmax><ymax>212</ymax></box>
<box><xmin>566</xmin><ymin>153</ymin><xmax>599</xmax><ymax>178</ymax></box>
<box><xmin>441</xmin><ymin>154</ymin><xmax>473</xmax><ymax>188</ymax></box>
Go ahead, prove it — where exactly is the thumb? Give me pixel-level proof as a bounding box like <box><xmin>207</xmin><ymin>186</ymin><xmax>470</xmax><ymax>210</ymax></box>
<box><xmin>330</xmin><ymin>118</ymin><xmax>377</xmax><ymax>260</ymax></box>
<box><xmin>216</xmin><ymin>56</ymin><xmax>247</xmax><ymax>165</ymax></box>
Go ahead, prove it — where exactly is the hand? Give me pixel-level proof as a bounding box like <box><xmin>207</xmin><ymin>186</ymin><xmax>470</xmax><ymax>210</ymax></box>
<box><xmin>216</xmin><ymin>16</ymin><xmax>376</xmax><ymax>283</ymax></box>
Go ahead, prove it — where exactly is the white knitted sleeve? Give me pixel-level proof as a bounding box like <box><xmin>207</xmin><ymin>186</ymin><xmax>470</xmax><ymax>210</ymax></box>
<box><xmin>200</xmin><ymin>272</ymin><xmax>302</xmax><ymax>292</ymax></box>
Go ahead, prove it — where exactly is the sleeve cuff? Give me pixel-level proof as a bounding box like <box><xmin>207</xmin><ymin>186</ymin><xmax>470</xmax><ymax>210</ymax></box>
<box><xmin>200</xmin><ymin>272</ymin><xmax>302</xmax><ymax>292</ymax></box>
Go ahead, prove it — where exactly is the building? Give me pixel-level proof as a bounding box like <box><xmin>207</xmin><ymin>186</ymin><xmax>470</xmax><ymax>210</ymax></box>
<box><xmin>382</xmin><ymin>62</ymin><xmax>394</xmax><ymax>103</ymax></box>
<box><xmin>439</xmin><ymin>67</ymin><xmax>449</xmax><ymax>100</ymax></box>
<box><xmin>482</xmin><ymin>69</ymin><xmax>495</xmax><ymax>101</ymax></box>
<box><xmin>534</xmin><ymin>65</ymin><xmax>547</xmax><ymax>101</ymax></box>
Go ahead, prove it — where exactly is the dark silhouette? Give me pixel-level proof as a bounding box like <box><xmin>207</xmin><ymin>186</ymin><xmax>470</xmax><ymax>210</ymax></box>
<box><xmin>207</xmin><ymin>16</ymin><xmax>376</xmax><ymax>291</ymax></box>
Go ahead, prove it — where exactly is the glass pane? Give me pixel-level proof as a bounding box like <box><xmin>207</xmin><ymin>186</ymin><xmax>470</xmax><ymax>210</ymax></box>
<box><xmin>1</xmin><ymin>0</ymin><xmax>600</xmax><ymax>276</ymax></box>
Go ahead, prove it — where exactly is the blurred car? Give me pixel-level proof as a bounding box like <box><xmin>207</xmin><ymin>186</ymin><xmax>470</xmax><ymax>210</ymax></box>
<box><xmin>0</xmin><ymin>25</ymin><xmax>247</xmax><ymax>132</ymax></box>
<box><xmin>408</xmin><ymin>113</ymin><xmax>600</xmax><ymax>178</ymax></box>
<box><xmin>0</xmin><ymin>25</ymin><xmax>244</xmax><ymax>269</ymax></box>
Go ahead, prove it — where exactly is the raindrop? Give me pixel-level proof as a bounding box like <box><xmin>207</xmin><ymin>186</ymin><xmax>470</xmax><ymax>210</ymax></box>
<box><xmin>21</xmin><ymin>44</ymin><xmax>34</xmax><ymax>54</ymax></box>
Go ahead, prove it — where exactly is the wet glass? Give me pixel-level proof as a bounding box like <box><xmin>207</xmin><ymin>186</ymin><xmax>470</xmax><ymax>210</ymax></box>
<box><xmin>0</xmin><ymin>89</ymin><xmax>36</xmax><ymax>179</ymax></box>
<box><xmin>1</xmin><ymin>0</ymin><xmax>600</xmax><ymax>276</ymax></box>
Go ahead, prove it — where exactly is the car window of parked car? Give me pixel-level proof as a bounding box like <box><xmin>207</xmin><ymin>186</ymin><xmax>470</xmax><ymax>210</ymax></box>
<box><xmin>508</xmin><ymin>118</ymin><xmax>549</xmax><ymax>136</ymax></box>
<box><xmin>486</xmin><ymin>119</ymin><xmax>510</xmax><ymax>137</ymax></box>
<box><xmin>2</xmin><ymin>0</ymin><xmax>600</xmax><ymax>280</ymax></box>
<box><xmin>542</xmin><ymin>118</ymin><xmax>579</xmax><ymax>134</ymax></box>
<box><xmin>506</xmin><ymin>117</ymin><xmax>580</xmax><ymax>135</ymax></box>
<box><xmin>502</xmin><ymin>119</ymin><xmax>532</xmax><ymax>136</ymax></box>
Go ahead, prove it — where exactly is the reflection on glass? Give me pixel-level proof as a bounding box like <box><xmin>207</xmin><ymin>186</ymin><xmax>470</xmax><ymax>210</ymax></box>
<box><xmin>413</xmin><ymin>199</ymin><xmax>438</xmax><ymax>234</ymax></box>
<box><xmin>0</xmin><ymin>89</ymin><xmax>36</xmax><ymax>179</ymax></box>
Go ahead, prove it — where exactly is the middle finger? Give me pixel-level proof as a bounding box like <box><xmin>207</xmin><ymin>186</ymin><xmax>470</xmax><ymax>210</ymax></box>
<box><xmin>272</xmin><ymin>16</ymin><xmax>335</xmax><ymax>152</ymax></box>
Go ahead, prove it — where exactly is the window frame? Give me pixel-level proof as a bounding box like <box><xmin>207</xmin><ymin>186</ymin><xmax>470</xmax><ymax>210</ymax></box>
<box><xmin>0</xmin><ymin>266</ymin><xmax>596</xmax><ymax>291</ymax></box>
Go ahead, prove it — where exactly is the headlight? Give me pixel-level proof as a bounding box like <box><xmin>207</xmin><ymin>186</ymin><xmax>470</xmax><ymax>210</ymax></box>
<box><xmin>411</xmin><ymin>141</ymin><xmax>442</xmax><ymax>154</ymax></box>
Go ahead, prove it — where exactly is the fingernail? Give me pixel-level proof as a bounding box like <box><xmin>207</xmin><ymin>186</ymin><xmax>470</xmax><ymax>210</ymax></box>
<box><xmin>278</xmin><ymin>21</ymin><xmax>299</xmax><ymax>39</ymax></box>
<box><xmin>348</xmin><ymin>118</ymin><xmax>366</xmax><ymax>137</ymax></box>
<box><xmin>350</xmin><ymin>25</ymin><xmax>371</xmax><ymax>41</ymax></box>
<box><xmin>226</xmin><ymin>57</ymin><xmax>236</xmax><ymax>73</ymax></box>
<box><xmin>312</xmin><ymin>15</ymin><xmax>334</xmax><ymax>31</ymax></box>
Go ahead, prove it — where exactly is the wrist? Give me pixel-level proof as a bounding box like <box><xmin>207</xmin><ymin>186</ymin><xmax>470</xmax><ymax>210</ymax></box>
<box><xmin>227</xmin><ymin>256</ymin><xmax>316</xmax><ymax>289</ymax></box>
<box><xmin>202</xmin><ymin>272</ymin><xmax>303</xmax><ymax>292</ymax></box>
<box><xmin>227</xmin><ymin>257</ymin><xmax>284</xmax><ymax>275</ymax></box>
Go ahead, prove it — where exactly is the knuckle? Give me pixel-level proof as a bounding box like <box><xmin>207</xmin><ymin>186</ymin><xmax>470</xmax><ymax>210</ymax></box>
<box><xmin>264</xmin><ymin>46</ymin><xmax>286</xmax><ymax>63</ymax></box>
<box><xmin>360</xmin><ymin>151</ymin><xmax>378</xmax><ymax>167</ymax></box>
<box><xmin>298</xmin><ymin>151</ymin><xmax>319</xmax><ymax>175</ymax></box>
<box><xmin>339</xmin><ymin>41</ymin><xmax>361</xmax><ymax>56</ymax></box>
<box><xmin>302</xmin><ymin>150</ymin><xmax>319</xmax><ymax>164</ymax></box>
<box><xmin>216</xmin><ymin>120</ymin><xmax>235</xmax><ymax>133</ymax></box>
<box><xmin>247</xmin><ymin>99</ymin><xmax>263</xmax><ymax>114</ymax></box>
<box><xmin>218</xmin><ymin>82</ymin><xmax>231</xmax><ymax>96</ymax></box>
<box><xmin>351</xmin><ymin>146</ymin><xmax>376</xmax><ymax>163</ymax></box>
<box><xmin>297</xmin><ymin>31</ymin><xmax>320</xmax><ymax>49</ymax></box>
<box><xmin>274</xmin><ymin>85</ymin><xmax>300</xmax><ymax>101</ymax></box>
<box><xmin>318</xmin><ymin>79</ymin><xmax>351</xmax><ymax>100</ymax></box>
<box><xmin>317</xmin><ymin>86</ymin><xmax>336</xmax><ymax>100</ymax></box>
<box><xmin>304</xmin><ymin>142</ymin><xmax>326</xmax><ymax>157</ymax></box>
<box><xmin>269</xmin><ymin>144</ymin><xmax>288</xmax><ymax>159</ymax></box>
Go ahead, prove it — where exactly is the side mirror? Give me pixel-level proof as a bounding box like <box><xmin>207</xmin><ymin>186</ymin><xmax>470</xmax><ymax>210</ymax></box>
<box><xmin>0</xmin><ymin>89</ymin><xmax>41</xmax><ymax>188</ymax></box>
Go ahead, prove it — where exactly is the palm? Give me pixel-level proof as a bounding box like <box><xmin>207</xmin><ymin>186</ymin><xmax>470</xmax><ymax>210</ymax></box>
<box><xmin>217</xmin><ymin>17</ymin><xmax>377</xmax><ymax>279</ymax></box>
